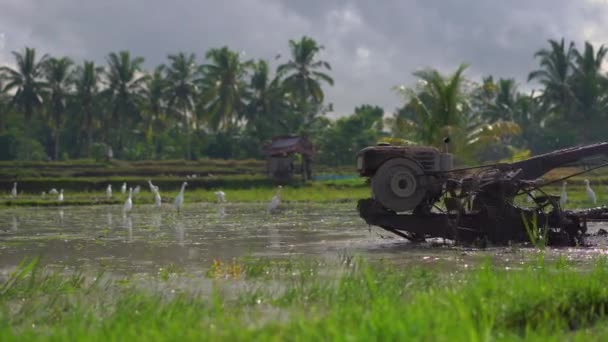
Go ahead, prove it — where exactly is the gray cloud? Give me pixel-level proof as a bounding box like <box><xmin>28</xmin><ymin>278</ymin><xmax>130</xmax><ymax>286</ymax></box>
<box><xmin>1</xmin><ymin>0</ymin><xmax>607</xmax><ymax>116</ymax></box>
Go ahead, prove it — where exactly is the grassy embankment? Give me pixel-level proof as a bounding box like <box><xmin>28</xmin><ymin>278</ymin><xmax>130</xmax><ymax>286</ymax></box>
<box><xmin>0</xmin><ymin>159</ymin><xmax>363</xmax><ymax>206</ymax></box>
<box><xmin>2</xmin><ymin>160</ymin><xmax>608</xmax><ymax>207</ymax></box>
<box><xmin>2</xmin><ymin>256</ymin><xmax>608</xmax><ymax>340</ymax></box>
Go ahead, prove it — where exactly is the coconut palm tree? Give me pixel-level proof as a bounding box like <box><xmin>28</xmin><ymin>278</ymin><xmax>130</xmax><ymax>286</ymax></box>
<box><xmin>200</xmin><ymin>46</ymin><xmax>252</xmax><ymax>132</ymax></box>
<box><xmin>73</xmin><ymin>60</ymin><xmax>104</xmax><ymax>157</ymax></box>
<box><xmin>395</xmin><ymin>64</ymin><xmax>470</xmax><ymax>150</ymax></box>
<box><xmin>44</xmin><ymin>56</ymin><xmax>74</xmax><ymax>160</ymax></box>
<box><xmin>246</xmin><ymin>59</ymin><xmax>290</xmax><ymax>140</ymax></box>
<box><xmin>142</xmin><ymin>65</ymin><xmax>168</xmax><ymax>159</ymax></box>
<box><xmin>0</xmin><ymin>47</ymin><xmax>49</xmax><ymax>123</ymax></box>
<box><xmin>394</xmin><ymin>65</ymin><xmax>522</xmax><ymax>162</ymax></box>
<box><xmin>277</xmin><ymin>36</ymin><xmax>333</xmax><ymax>104</ymax></box>
<box><xmin>104</xmin><ymin>51</ymin><xmax>147</xmax><ymax>155</ymax></box>
<box><xmin>165</xmin><ymin>52</ymin><xmax>201</xmax><ymax>159</ymax></box>
<box><xmin>571</xmin><ymin>41</ymin><xmax>608</xmax><ymax>142</ymax></box>
<box><xmin>0</xmin><ymin>77</ymin><xmax>7</xmax><ymax>132</ymax></box>
<box><xmin>0</xmin><ymin>47</ymin><xmax>49</xmax><ymax>159</ymax></box>
<box><xmin>528</xmin><ymin>39</ymin><xmax>576</xmax><ymax>116</ymax></box>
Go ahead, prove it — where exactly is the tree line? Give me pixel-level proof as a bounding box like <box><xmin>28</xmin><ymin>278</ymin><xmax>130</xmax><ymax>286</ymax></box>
<box><xmin>0</xmin><ymin>37</ymin><xmax>606</xmax><ymax>165</ymax></box>
<box><xmin>0</xmin><ymin>36</ymin><xmax>333</xmax><ymax>161</ymax></box>
<box><xmin>384</xmin><ymin>38</ymin><xmax>608</xmax><ymax>164</ymax></box>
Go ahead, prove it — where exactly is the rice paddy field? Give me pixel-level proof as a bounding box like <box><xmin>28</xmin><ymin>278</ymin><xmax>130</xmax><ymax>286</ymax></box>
<box><xmin>3</xmin><ymin>160</ymin><xmax>608</xmax><ymax>340</ymax></box>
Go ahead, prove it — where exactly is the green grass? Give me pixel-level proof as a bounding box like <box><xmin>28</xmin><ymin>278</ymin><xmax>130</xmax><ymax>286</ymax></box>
<box><xmin>0</xmin><ymin>158</ymin><xmax>353</xmax><ymax>180</ymax></box>
<box><xmin>1</xmin><ymin>183</ymin><xmax>370</xmax><ymax>207</ymax></box>
<box><xmin>3</xmin><ymin>180</ymin><xmax>605</xmax><ymax>209</ymax></box>
<box><xmin>3</xmin><ymin>257</ymin><xmax>608</xmax><ymax>340</ymax></box>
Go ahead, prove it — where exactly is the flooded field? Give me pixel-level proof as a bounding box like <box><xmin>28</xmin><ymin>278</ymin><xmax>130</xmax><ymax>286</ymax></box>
<box><xmin>2</xmin><ymin>202</ymin><xmax>608</xmax><ymax>276</ymax></box>
<box><xmin>4</xmin><ymin>202</ymin><xmax>608</xmax><ymax>340</ymax></box>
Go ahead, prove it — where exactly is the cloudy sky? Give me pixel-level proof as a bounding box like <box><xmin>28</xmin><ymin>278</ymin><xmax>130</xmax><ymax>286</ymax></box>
<box><xmin>1</xmin><ymin>0</ymin><xmax>608</xmax><ymax>117</ymax></box>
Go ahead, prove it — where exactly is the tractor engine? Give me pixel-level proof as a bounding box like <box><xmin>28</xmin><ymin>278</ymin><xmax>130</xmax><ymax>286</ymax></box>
<box><xmin>356</xmin><ymin>144</ymin><xmax>453</xmax><ymax>212</ymax></box>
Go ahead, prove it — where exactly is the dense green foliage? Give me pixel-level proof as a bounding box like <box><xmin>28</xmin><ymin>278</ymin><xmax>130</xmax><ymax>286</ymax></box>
<box><xmin>1</xmin><ymin>37</ymin><xmax>607</xmax><ymax>165</ymax></box>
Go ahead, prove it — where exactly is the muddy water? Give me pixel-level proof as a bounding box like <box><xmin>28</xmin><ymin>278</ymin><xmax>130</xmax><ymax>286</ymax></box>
<box><xmin>1</xmin><ymin>202</ymin><xmax>608</xmax><ymax>275</ymax></box>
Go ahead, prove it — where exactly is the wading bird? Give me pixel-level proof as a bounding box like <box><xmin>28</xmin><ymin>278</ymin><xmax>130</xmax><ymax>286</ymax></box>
<box><xmin>133</xmin><ymin>185</ymin><xmax>141</xmax><ymax>196</ymax></box>
<box><xmin>148</xmin><ymin>179</ymin><xmax>158</xmax><ymax>193</ymax></box>
<box><xmin>154</xmin><ymin>188</ymin><xmax>162</xmax><ymax>208</ymax></box>
<box><xmin>214</xmin><ymin>190</ymin><xmax>226</xmax><ymax>203</ymax></box>
<box><xmin>267</xmin><ymin>186</ymin><xmax>282</xmax><ymax>213</ymax></box>
<box><xmin>58</xmin><ymin>189</ymin><xmax>64</xmax><ymax>202</ymax></box>
<box><xmin>10</xmin><ymin>182</ymin><xmax>17</xmax><ymax>198</ymax></box>
<box><xmin>121</xmin><ymin>182</ymin><xmax>127</xmax><ymax>194</ymax></box>
<box><xmin>106</xmin><ymin>184</ymin><xmax>112</xmax><ymax>199</ymax></box>
<box><xmin>174</xmin><ymin>182</ymin><xmax>188</xmax><ymax>213</ymax></box>
<box><xmin>49</xmin><ymin>188</ymin><xmax>58</xmax><ymax>195</ymax></box>
<box><xmin>560</xmin><ymin>181</ymin><xmax>568</xmax><ymax>206</ymax></box>
<box><xmin>124</xmin><ymin>187</ymin><xmax>133</xmax><ymax>214</ymax></box>
<box><xmin>585</xmin><ymin>179</ymin><xmax>597</xmax><ymax>205</ymax></box>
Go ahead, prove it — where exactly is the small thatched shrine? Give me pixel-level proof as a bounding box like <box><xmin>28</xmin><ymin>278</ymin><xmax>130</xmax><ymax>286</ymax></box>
<box><xmin>263</xmin><ymin>136</ymin><xmax>314</xmax><ymax>182</ymax></box>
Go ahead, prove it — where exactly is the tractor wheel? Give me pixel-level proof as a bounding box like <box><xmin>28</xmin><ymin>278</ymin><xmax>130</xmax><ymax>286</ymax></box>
<box><xmin>371</xmin><ymin>158</ymin><xmax>427</xmax><ymax>212</ymax></box>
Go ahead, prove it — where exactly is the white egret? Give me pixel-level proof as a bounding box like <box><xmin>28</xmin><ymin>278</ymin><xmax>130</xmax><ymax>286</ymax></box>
<box><xmin>133</xmin><ymin>185</ymin><xmax>141</xmax><ymax>196</ymax></box>
<box><xmin>154</xmin><ymin>188</ymin><xmax>162</xmax><ymax>208</ymax></box>
<box><xmin>41</xmin><ymin>191</ymin><xmax>46</xmax><ymax>199</ymax></box>
<box><xmin>214</xmin><ymin>190</ymin><xmax>226</xmax><ymax>203</ymax></box>
<box><xmin>49</xmin><ymin>188</ymin><xmax>59</xmax><ymax>195</ymax></box>
<box><xmin>10</xmin><ymin>182</ymin><xmax>17</xmax><ymax>198</ymax></box>
<box><xmin>147</xmin><ymin>179</ymin><xmax>156</xmax><ymax>192</ymax></box>
<box><xmin>106</xmin><ymin>184</ymin><xmax>113</xmax><ymax>199</ymax></box>
<box><xmin>58</xmin><ymin>189</ymin><xmax>64</xmax><ymax>202</ymax></box>
<box><xmin>267</xmin><ymin>185</ymin><xmax>282</xmax><ymax>213</ymax></box>
<box><xmin>174</xmin><ymin>182</ymin><xmax>188</xmax><ymax>213</ymax></box>
<box><xmin>560</xmin><ymin>181</ymin><xmax>567</xmax><ymax>206</ymax></box>
<box><xmin>585</xmin><ymin>179</ymin><xmax>597</xmax><ymax>205</ymax></box>
<box><xmin>121</xmin><ymin>182</ymin><xmax>127</xmax><ymax>194</ymax></box>
<box><xmin>124</xmin><ymin>187</ymin><xmax>133</xmax><ymax>214</ymax></box>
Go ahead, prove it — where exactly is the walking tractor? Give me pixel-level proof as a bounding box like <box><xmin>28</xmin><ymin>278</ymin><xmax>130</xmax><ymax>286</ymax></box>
<box><xmin>356</xmin><ymin>142</ymin><xmax>608</xmax><ymax>246</ymax></box>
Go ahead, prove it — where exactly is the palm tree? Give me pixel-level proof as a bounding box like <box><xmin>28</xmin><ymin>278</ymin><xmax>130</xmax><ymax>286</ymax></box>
<box><xmin>44</xmin><ymin>56</ymin><xmax>74</xmax><ymax>160</ymax></box>
<box><xmin>395</xmin><ymin>64</ymin><xmax>470</xmax><ymax>150</ymax></box>
<box><xmin>142</xmin><ymin>65</ymin><xmax>168</xmax><ymax>159</ymax></box>
<box><xmin>246</xmin><ymin>59</ymin><xmax>290</xmax><ymax>140</ymax></box>
<box><xmin>277</xmin><ymin>36</ymin><xmax>333</xmax><ymax>104</ymax></box>
<box><xmin>528</xmin><ymin>39</ymin><xmax>576</xmax><ymax>116</ymax></box>
<box><xmin>0</xmin><ymin>47</ymin><xmax>48</xmax><ymax>159</ymax></box>
<box><xmin>571</xmin><ymin>41</ymin><xmax>608</xmax><ymax>142</ymax></box>
<box><xmin>73</xmin><ymin>60</ymin><xmax>103</xmax><ymax>158</ymax></box>
<box><xmin>493</xmin><ymin>79</ymin><xmax>518</xmax><ymax>120</ymax></box>
<box><xmin>0</xmin><ymin>77</ymin><xmax>7</xmax><ymax>132</ymax></box>
<box><xmin>104</xmin><ymin>51</ymin><xmax>147</xmax><ymax>155</ymax></box>
<box><xmin>165</xmin><ymin>52</ymin><xmax>201</xmax><ymax>159</ymax></box>
<box><xmin>200</xmin><ymin>46</ymin><xmax>251</xmax><ymax>132</ymax></box>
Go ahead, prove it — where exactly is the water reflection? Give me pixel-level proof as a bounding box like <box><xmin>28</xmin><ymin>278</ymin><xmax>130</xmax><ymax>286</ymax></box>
<box><xmin>11</xmin><ymin>215</ymin><xmax>18</xmax><ymax>231</ymax></box>
<box><xmin>58</xmin><ymin>209</ymin><xmax>64</xmax><ymax>223</ymax></box>
<box><xmin>5</xmin><ymin>203</ymin><xmax>601</xmax><ymax>274</ymax></box>
<box><xmin>152</xmin><ymin>212</ymin><xmax>162</xmax><ymax>229</ymax></box>
<box><xmin>123</xmin><ymin>215</ymin><xmax>133</xmax><ymax>242</ymax></box>
<box><xmin>218</xmin><ymin>204</ymin><xmax>226</xmax><ymax>219</ymax></box>
<box><xmin>174</xmin><ymin>220</ymin><xmax>185</xmax><ymax>245</ymax></box>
